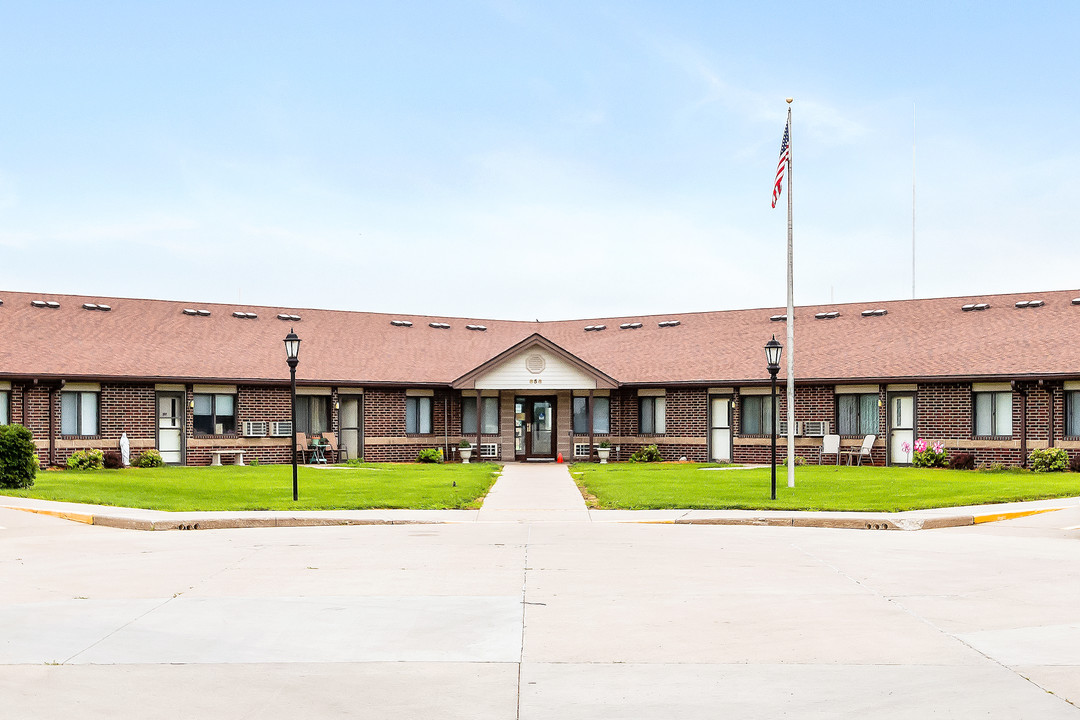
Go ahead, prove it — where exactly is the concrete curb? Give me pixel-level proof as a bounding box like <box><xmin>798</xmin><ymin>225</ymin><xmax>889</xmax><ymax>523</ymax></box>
<box><xmin>2</xmin><ymin>503</ymin><xmax>1069</xmax><ymax>532</ymax></box>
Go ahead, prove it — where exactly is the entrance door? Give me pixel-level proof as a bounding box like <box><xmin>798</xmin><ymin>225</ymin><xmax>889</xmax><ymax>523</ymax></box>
<box><xmin>709</xmin><ymin>396</ymin><xmax>732</xmax><ymax>462</ymax></box>
<box><xmin>888</xmin><ymin>393</ymin><xmax>915</xmax><ymax>465</ymax></box>
<box><xmin>157</xmin><ymin>392</ymin><xmax>184</xmax><ymax>465</ymax></box>
<box><xmin>514</xmin><ymin>396</ymin><xmax>558</xmax><ymax>460</ymax></box>
<box><xmin>339</xmin><ymin>396</ymin><xmax>363</xmax><ymax>461</ymax></box>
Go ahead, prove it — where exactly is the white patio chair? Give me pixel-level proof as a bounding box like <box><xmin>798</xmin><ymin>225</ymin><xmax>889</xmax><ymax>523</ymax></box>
<box><xmin>841</xmin><ymin>434</ymin><xmax>876</xmax><ymax>466</ymax></box>
<box><xmin>819</xmin><ymin>434</ymin><xmax>841</xmax><ymax>465</ymax></box>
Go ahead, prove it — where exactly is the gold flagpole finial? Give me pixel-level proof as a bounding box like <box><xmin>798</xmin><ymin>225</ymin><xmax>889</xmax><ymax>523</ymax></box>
<box><xmin>785</xmin><ymin>97</ymin><xmax>793</xmax><ymax>104</ymax></box>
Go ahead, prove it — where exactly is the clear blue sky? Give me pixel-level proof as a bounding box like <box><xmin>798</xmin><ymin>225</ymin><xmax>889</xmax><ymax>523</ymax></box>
<box><xmin>1</xmin><ymin>1</ymin><xmax>1076</xmax><ymax>319</ymax></box>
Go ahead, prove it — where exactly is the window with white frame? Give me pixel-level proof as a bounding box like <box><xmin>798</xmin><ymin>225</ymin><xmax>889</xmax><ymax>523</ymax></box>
<box><xmin>974</xmin><ymin>391</ymin><xmax>1012</xmax><ymax>436</ymax></box>
<box><xmin>837</xmin><ymin>393</ymin><xmax>878</xmax><ymax>435</ymax></box>
<box><xmin>295</xmin><ymin>396</ymin><xmax>330</xmax><ymax>436</ymax></box>
<box><xmin>406</xmin><ymin>395</ymin><xmax>433</xmax><ymax>434</ymax></box>
<box><xmin>638</xmin><ymin>395</ymin><xmax>666</xmax><ymax>434</ymax></box>
<box><xmin>1067</xmin><ymin>391</ymin><xmax>1080</xmax><ymax>437</ymax></box>
<box><xmin>740</xmin><ymin>395</ymin><xmax>776</xmax><ymax>435</ymax></box>
<box><xmin>194</xmin><ymin>393</ymin><xmax>236</xmax><ymax>435</ymax></box>
<box><xmin>61</xmin><ymin>391</ymin><xmax>99</xmax><ymax>436</ymax></box>
<box><xmin>0</xmin><ymin>390</ymin><xmax>8</xmax><ymax>425</ymax></box>
<box><xmin>573</xmin><ymin>396</ymin><xmax>610</xmax><ymax>434</ymax></box>
<box><xmin>462</xmin><ymin>396</ymin><xmax>499</xmax><ymax>434</ymax></box>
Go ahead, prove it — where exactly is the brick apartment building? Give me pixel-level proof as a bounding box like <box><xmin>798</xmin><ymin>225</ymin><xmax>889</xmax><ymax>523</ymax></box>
<box><xmin>1</xmin><ymin>289</ymin><xmax>1078</xmax><ymax>468</ymax></box>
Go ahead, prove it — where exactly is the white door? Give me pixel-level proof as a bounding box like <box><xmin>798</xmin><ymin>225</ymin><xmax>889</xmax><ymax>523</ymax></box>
<box><xmin>889</xmin><ymin>394</ymin><xmax>915</xmax><ymax>465</ymax></box>
<box><xmin>339</xmin><ymin>396</ymin><xmax>362</xmax><ymax>461</ymax></box>
<box><xmin>710</xmin><ymin>397</ymin><xmax>732</xmax><ymax>462</ymax></box>
<box><xmin>157</xmin><ymin>393</ymin><xmax>183</xmax><ymax>464</ymax></box>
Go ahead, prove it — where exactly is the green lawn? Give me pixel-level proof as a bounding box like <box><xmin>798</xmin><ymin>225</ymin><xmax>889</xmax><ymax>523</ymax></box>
<box><xmin>0</xmin><ymin>463</ymin><xmax>501</xmax><ymax>511</ymax></box>
<box><xmin>571</xmin><ymin>463</ymin><xmax>1080</xmax><ymax>512</ymax></box>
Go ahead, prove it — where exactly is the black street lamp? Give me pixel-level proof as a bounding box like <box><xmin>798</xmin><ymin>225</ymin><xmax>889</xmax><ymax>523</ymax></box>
<box><xmin>764</xmin><ymin>335</ymin><xmax>783</xmax><ymax>500</ymax></box>
<box><xmin>284</xmin><ymin>329</ymin><xmax>301</xmax><ymax>501</ymax></box>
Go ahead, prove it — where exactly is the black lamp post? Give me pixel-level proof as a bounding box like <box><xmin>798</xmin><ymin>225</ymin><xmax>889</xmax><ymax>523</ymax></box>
<box><xmin>284</xmin><ymin>329</ymin><xmax>301</xmax><ymax>501</ymax></box>
<box><xmin>764</xmin><ymin>335</ymin><xmax>783</xmax><ymax>500</ymax></box>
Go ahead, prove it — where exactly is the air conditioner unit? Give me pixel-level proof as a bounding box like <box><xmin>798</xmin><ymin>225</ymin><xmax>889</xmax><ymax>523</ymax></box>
<box><xmin>270</xmin><ymin>421</ymin><xmax>293</xmax><ymax>437</ymax></box>
<box><xmin>803</xmin><ymin>421</ymin><xmax>829</xmax><ymax>437</ymax></box>
<box><xmin>242</xmin><ymin>421</ymin><xmax>268</xmax><ymax>437</ymax></box>
<box><xmin>777</xmin><ymin>421</ymin><xmax>802</xmax><ymax>436</ymax></box>
<box><xmin>479</xmin><ymin>443</ymin><xmax>499</xmax><ymax>458</ymax></box>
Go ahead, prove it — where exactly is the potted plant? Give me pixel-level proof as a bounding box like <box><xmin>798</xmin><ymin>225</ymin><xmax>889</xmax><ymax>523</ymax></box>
<box><xmin>597</xmin><ymin>441</ymin><xmax>611</xmax><ymax>464</ymax></box>
<box><xmin>459</xmin><ymin>440</ymin><xmax>473</xmax><ymax>464</ymax></box>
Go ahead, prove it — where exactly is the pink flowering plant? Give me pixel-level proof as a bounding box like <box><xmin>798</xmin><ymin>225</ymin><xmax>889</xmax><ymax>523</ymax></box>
<box><xmin>911</xmin><ymin>438</ymin><xmax>947</xmax><ymax>468</ymax></box>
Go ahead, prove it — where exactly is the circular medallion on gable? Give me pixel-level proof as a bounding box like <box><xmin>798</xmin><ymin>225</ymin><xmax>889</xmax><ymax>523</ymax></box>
<box><xmin>525</xmin><ymin>354</ymin><xmax>546</xmax><ymax>374</ymax></box>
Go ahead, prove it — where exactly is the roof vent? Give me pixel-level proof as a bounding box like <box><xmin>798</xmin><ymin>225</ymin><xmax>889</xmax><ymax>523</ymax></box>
<box><xmin>1015</xmin><ymin>300</ymin><xmax>1044</xmax><ymax>308</ymax></box>
<box><xmin>232</xmin><ymin>311</ymin><xmax>258</xmax><ymax>319</ymax></box>
<box><xmin>1073</xmin><ymin>298</ymin><xmax>1080</xmax><ymax>306</ymax></box>
<box><xmin>465</xmin><ymin>324</ymin><xmax>487</xmax><ymax>331</ymax></box>
<box><xmin>770</xmin><ymin>314</ymin><xmax>786</xmax><ymax>322</ymax></box>
<box><xmin>82</xmin><ymin>303</ymin><xmax>98</xmax><ymax>310</ymax></box>
<box><xmin>428</xmin><ymin>322</ymin><xmax>450</xmax><ymax>329</ymax></box>
<box><xmin>974</xmin><ymin>303</ymin><xmax>989</xmax><ymax>310</ymax></box>
<box><xmin>390</xmin><ymin>320</ymin><xmax>413</xmax><ymax>327</ymax></box>
<box><xmin>658</xmin><ymin>320</ymin><xmax>681</xmax><ymax>328</ymax></box>
<box><xmin>962</xmin><ymin>303</ymin><xmax>991</xmax><ymax>311</ymax></box>
<box><xmin>31</xmin><ymin>300</ymin><xmax>60</xmax><ymax>308</ymax></box>
<box><xmin>183</xmin><ymin>308</ymin><xmax>212</xmax><ymax>316</ymax></box>
<box><xmin>276</xmin><ymin>313</ymin><xmax>301</xmax><ymax>321</ymax></box>
<box><xmin>814</xmin><ymin>311</ymin><xmax>840</xmax><ymax>320</ymax></box>
<box><xmin>619</xmin><ymin>322</ymin><xmax>643</xmax><ymax>330</ymax></box>
<box><xmin>584</xmin><ymin>324</ymin><xmax>607</xmax><ymax>331</ymax></box>
<box><xmin>860</xmin><ymin>309</ymin><xmax>887</xmax><ymax>317</ymax></box>
<box><xmin>97</xmin><ymin>304</ymin><xmax>111</xmax><ymax>311</ymax></box>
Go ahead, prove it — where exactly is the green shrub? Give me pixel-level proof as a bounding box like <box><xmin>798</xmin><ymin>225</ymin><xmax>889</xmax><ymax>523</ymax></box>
<box><xmin>782</xmin><ymin>455</ymin><xmax>808</xmax><ymax>466</ymax></box>
<box><xmin>629</xmin><ymin>444</ymin><xmax>662</xmax><ymax>463</ymax></box>
<box><xmin>248</xmin><ymin>457</ymin><xmax>260</xmax><ymax>466</ymax></box>
<box><xmin>911</xmin><ymin>439</ymin><xmax>947</xmax><ymax>468</ymax></box>
<box><xmin>0</xmin><ymin>424</ymin><xmax>37</xmax><ymax>488</ymax></box>
<box><xmin>67</xmin><ymin>449</ymin><xmax>104</xmax><ymax>470</ymax></box>
<box><xmin>134</xmin><ymin>449</ymin><xmax>164</xmax><ymax>468</ymax></box>
<box><xmin>1029</xmin><ymin>447</ymin><xmax>1068</xmax><ymax>473</ymax></box>
<box><xmin>458</xmin><ymin>440</ymin><xmax>471</xmax><ymax>448</ymax></box>
<box><xmin>417</xmin><ymin>448</ymin><xmax>443</xmax><ymax>463</ymax></box>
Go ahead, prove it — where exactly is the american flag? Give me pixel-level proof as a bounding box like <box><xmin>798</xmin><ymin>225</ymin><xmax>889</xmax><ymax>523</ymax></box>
<box><xmin>771</xmin><ymin>119</ymin><xmax>790</xmax><ymax>208</ymax></box>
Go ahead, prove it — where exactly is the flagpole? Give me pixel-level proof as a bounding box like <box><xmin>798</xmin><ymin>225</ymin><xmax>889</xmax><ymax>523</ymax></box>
<box><xmin>785</xmin><ymin>98</ymin><xmax>795</xmax><ymax>489</ymax></box>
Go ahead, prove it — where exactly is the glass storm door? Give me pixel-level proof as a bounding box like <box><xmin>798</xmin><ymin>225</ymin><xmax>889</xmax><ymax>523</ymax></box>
<box><xmin>515</xmin><ymin>397</ymin><xmax>557</xmax><ymax>459</ymax></box>
<box><xmin>531</xmin><ymin>400</ymin><xmax>554</xmax><ymax>456</ymax></box>
<box><xmin>889</xmin><ymin>394</ymin><xmax>915</xmax><ymax>465</ymax></box>
<box><xmin>157</xmin><ymin>393</ymin><xmax>184</xmax><ymax>465</ymax></box>
<box><xmin>710</xmin><ymin>397</ymin><xmax>732</xmax><ymax>462</ymax></box>
<box><xmin>339</xmin><ymin>396</ymin><xmax>363</xmax><ymax>461</ymax></box>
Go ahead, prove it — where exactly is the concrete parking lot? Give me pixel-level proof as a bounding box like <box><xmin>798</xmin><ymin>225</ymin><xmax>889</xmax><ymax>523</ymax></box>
<box><xmin>1</xmin><ymin>466</ymin><xmax>1078</xmax><ymax>718</ymax></box>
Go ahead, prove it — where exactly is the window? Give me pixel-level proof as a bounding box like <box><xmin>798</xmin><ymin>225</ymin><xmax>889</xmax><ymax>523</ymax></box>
<box><xmin>573</xmin><ymin>396</ymin><xmax>610</xmax><ymax>434</ymax></box>
<box><xmin>740</xmin><ymin>395</ymin><xmax>775</xmax><ymax>435</ymax></box>
<box><xmin>974</xmin><ymin>391</ymin><xmax>1012</xmax><ymax>436</ymax></box>
<box><xmin>61</xmin><ymin>391</ymin><xmax>99</xmax><ymax>436</ymax></box>
<box><xmin>1067</xmin><ymin>391</ymin><xmax>1080</xmax><ymax>437</ymax></box>
<box><xmin>194</xmin><ymin>393</ymin><xmax>236</xmax><ymax>435</ymax></box>
<box><xmin>0</xmin><ymin>390</ymin><xmax>8</xmax><ymax>425</ymax></box>
<box><xmin>296</xmin><ymin>396</ymin><xmax>330</xmax><ymax>436</ymax></box>
<box><xmin>837</xmin><ymin>393</ymin><xmax>878</xmax><ymax>435</ymax></box>
<box><xmin>639</xmin><ymin>396</ymin><xmax>666</xmax><ymax>434</ymax></box>
<box><xmin>406</xmin><ymin>396</ymin><xmax>433</xmax><ymax>434</ymax></box>
<box><xmin>462</xmin><ymin>396</ymin><xmax>499</xmax><ymax>434</ymax></box>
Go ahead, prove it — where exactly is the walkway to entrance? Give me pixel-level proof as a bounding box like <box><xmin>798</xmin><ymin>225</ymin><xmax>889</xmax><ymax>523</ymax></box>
<box><xmin>477</xmin><ymin>462</ymin><xmax>588</xmax><ymax>522</ymax></box>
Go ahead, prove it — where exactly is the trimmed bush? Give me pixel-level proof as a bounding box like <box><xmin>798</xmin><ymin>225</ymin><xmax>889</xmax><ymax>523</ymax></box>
<box><xmin>134</xmin><ymin>449</ymin><xmax>164</xmax><ymax>468</ymax></box>
<box><xmin>948</xmin><ymin>452</ymin><xmax>976</xmax><ymax>470</ymax></box>
<box><xmin>782</xmin><ymin>455</ymin><xmax>808</xmax><ymax>466</ymax></box>
<box><xmin>102</xmin><ymin>450</ymin><xmax>124</xmax><ymax>469</ymax></box>
<box><xmin>629</xmin><ymin>444</ymin><xmax>662</xmax><ymax>463</ymax></box>
<box><xmin>1071</xmin><ymin>454</ymin><xmax>1080</xmax><ymax>473</ymax></box>
<box><xmin>67</xmin><ymin>449</ymin><xmax>105</xmax><ymax>470</ymax></box>
<box><xmin>417</xmin><ymin>448</ymin><xmax>443</xmax><ymax>464</ymax></box>
<box><xmin>1029</xmin><ymin>447</ymin><xmax>1068</xmax><ymax>473</ymax></box>
<box><xmin>0</xmin><ymin>424</ymin><xmax>37</xmax><ymax>489</ymax></box>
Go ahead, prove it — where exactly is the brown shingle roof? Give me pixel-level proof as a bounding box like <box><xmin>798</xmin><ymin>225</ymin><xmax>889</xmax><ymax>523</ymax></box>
<box><xmin>1</xmin><ymin>289</ymin><xmax>1077</xmax><ymax>386</ymax></box>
